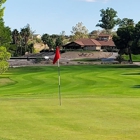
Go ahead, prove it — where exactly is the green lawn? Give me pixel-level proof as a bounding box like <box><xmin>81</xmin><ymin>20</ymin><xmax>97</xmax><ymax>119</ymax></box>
<box><xmin>0</xmin><ymin>65</ymin><xmax>140</xmax><ymax>140</ymax></box>
<box><xmin>123</xmin><ymin>54</ymin><xmax>140</xmax><ymax>62</ymax></box>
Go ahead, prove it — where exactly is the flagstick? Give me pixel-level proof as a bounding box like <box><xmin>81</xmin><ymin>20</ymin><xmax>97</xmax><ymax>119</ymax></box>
<box><xmin>57</xmin><ymin>59</ymin><xmax>61</xmax><ymax>106</ymax></box>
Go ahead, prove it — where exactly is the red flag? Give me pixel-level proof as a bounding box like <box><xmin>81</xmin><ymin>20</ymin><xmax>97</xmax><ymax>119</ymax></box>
<box><xmin>53</xmin><ymin>47</ymin><xmax>60</xmax><ymax>64</ymax></box>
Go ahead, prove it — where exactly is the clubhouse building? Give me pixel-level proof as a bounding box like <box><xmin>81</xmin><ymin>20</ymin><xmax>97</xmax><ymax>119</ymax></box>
<box><xmin>63</xmin><ymin>34</ymin><xmax>116</xmax><ymax>51</ymax></box>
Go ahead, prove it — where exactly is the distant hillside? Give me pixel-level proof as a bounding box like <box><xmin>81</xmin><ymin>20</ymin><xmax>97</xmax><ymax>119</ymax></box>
<box><xmin>33</xmin><ymin>43</ymin><xmax>49</xmax><ymax>52</ymax></box>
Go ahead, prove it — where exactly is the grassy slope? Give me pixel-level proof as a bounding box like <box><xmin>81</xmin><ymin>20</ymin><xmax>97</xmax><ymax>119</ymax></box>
<box><xmin>0</xmin><ymin>65</ymin><xmax>140</xmax><ymax>140</ymax></box>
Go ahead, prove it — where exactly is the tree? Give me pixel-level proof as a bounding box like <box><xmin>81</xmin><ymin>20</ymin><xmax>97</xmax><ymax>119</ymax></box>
<box><xmin>11</xmin><ymin>28</ymin><xmax>24</xmax><ymax>56</ymax></box>
<box><xmin>48</xmin><ymin>38</ymin><xmax>55</xmax><ymax>50</ymax></box>
<box><xmin>11</xmin><ymin>29</ymin><xmax>20</xmax><ymax>55</ymax></box>
<box><xmin>0</xmin><ymin>1</ymin><xmax>11</xmax><ymax>48</ymax></box>
<box><xmin>41</xmin><ymin>34</ymin><xmax>55</xmax><ymax>50</ymax></box>
<box><xmin>71</xmin><ymin>22</ymin><xmax>88</xmax><ymax>41</ymax></box>
<box><xmin>0</xmin><ymin>1</ymin><xmax>10</xmax><ymax>48</ymax></box>
<box><xmin>55</xmin><ymin>36</ymin><xmax>63</xmax><ymax>47</ymax></box>
<box><xmin>60</xmin><ymin>31</ymin><xmax>66</xmax><ymax>39</ymax></box>
<box><xmin>20</xmin><ymin>24</ymin><xmax>31</xmax><ymax>52</ymax></box>
<box><xmin>131</xmin><ymin>21</ymin><xmax>140</xmax><ymax>54</ymax></box>
<box><xmin>0</xmin><ymin>46</ymin><xmax>11</xmax><ymax>74</ymax></box>
<box><xmin>113</xmin><ymin>25</ymin><xmax>135</xmax><ymax>63</ymax></box>
<box><xmin>89</xmin><ymin>30</ymin><xmax>99</xmax><ymax>38</ymax></box>
<box><xmin>0</xmin><ymin>0</ymin><xmax>10</xmax><ymax>45</ymax></box>
<box><xmin>50</xmin><ymin>34</ymin><xmax>59</xmax><ymax>39</ymax></box>
<box><xmin>0</xmin><ymin>19</ymin><xmax>11</xmax><ymax>47</ymax></box>
<box><xmin>41</xmin><ymin>33</ymin><xmax>50</xmax><ymax>45</ymax></box>
<box><xmin>119</xmin><ymin>18</ymin><xmax>134</xmax><ymax>28</ymax></box>
<box><xmin>12</xmin><ymin>24</ymin><xmax>35</xmax><ymax>56</ymax></box>
<box><xmin>0</xmin><ymin>0</ymin><xmax>11</xmax><ymax>74</ymax></box>
<box><xmin>96</xmin><ymin>7</ymin><xmax>120</xmax><ymax>33</ymax></box>
<box><xmin>0</xmin><ymin>0</ymin><xmax>6</xmax><ymax>19</ymax></box>
<box><xmin>12</xmin><ymin>29</ymin><xmax>19</xmax><ymax>44</ymax></box>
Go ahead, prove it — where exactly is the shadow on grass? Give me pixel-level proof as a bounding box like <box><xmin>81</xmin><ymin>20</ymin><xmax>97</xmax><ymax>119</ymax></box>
<box><xmin>73</xmin><ymin>58</ymin><xmax>100</xmax><ymax>62</ymax></box>
<box><xmin>132</xmin><ymin>85</ymin><xmax>140</xmax><ymax>88</ymax></box>
<box><xmin>110</xmin><ymin>65</ymin><xmax>140</xmax><ymax>68</ymax></box>
<box><xmin>122</xmin><ymin>73</ymin><xmax>140</xmax><ymax>75</ymax></box>
<box><xmin>93</xmin><ymin>64</ymin><xmax>140</xmax><ymax>69</ymax></box>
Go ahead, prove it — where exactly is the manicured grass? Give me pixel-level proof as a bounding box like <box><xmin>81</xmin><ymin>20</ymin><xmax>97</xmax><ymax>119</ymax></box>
<box><xmin>0</xmin><ymin>65</ymin><xmax>140</xmax><ymax>97</ymax></box>
<box><xmin>0</xmin><ymin>65</ymin><xmax>140</xmax><ymax>140</ymax></box>
<box><xmin>123</xmin><ymin>54</ymin><xmax>140</xmax><ymax>62</ymax></box>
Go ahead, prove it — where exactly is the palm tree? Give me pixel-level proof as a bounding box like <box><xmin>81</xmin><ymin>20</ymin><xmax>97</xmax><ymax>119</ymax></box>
<box><xmin>20</xmin><ymin>24</ymin><xmax>31</xmax><ymax>54</ymax></box>
<box><xmin>12</xmin><ymin>29</ymin><xmax>20</xmax><ymax>55</ymax></box>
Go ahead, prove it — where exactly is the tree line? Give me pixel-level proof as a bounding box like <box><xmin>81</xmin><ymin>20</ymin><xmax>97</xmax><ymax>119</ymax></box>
<box><xmin>1</xmin><ymin>1</ymin><xmax>140</xmax><ymax>65</ymax></box>
<box><xmin>0</xmin><ymin>0</ymin><xmax>11</xmax><ymax>74</ymax></box>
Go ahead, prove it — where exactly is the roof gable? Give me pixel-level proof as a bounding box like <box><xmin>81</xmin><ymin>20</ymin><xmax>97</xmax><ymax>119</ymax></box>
<box><xmin>75</xmin><ymin>38</ymin><xmax>101</xmax><ymax>46</ymax></box>
<box><xmin>98</xmin><ymin>40</ymin><xmax>115</xmax><ymax>46</ymax></box>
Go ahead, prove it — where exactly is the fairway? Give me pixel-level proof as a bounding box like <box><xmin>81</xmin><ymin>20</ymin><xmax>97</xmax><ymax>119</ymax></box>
<box><xmin>0</xmin><ymin>65</ymin><xmax>140</xmax><ymax>140</ymax></box>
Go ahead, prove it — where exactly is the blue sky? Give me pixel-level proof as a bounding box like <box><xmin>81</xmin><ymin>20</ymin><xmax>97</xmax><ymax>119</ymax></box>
<box><xmin>3</xmin><ymin>0</ymin><xmax>140</xmax><ymax>35</ymax></box>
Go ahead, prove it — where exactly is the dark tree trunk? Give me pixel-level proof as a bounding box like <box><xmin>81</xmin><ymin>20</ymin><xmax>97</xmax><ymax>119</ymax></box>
<box><xmin>128</xmin><ymin>47</ymin><xmax>133</xmax><ymax>63</ymax></box>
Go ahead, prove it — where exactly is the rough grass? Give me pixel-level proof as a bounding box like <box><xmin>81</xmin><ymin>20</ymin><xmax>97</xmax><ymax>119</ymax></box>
<box><xmin>0</xmin><ymin>65</ymin><xmax>140</xmax><ymax>140</ymax></box>
<box><xmin>0</xmin><ymin>77</ymin><xmax>15</xmax><ymax>86</ymax></box>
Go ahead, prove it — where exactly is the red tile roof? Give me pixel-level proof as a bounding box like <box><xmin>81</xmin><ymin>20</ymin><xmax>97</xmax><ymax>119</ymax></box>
<box><xmin>74</xmin><ymin>38</ymin><xmax>115</xmax><ymax>47</ymax></box>
<box><xmin>75</xmin><ymin>38</ymin><xmax>101</xmax><ymax>46</ymax></box>
<box><xmin>98</xmin><ymin>40</ymin><xmax>115</xmax><ymax>46</ymax></box>
<box><xmin>63</xmin><ymin>34</ymin><xmax>115</xmax><ymax>48</ymax></box>
<box><xmin>74</xmin><ymin>40</ymin><xmax>84</xmax><ymax>46</ymax></box>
